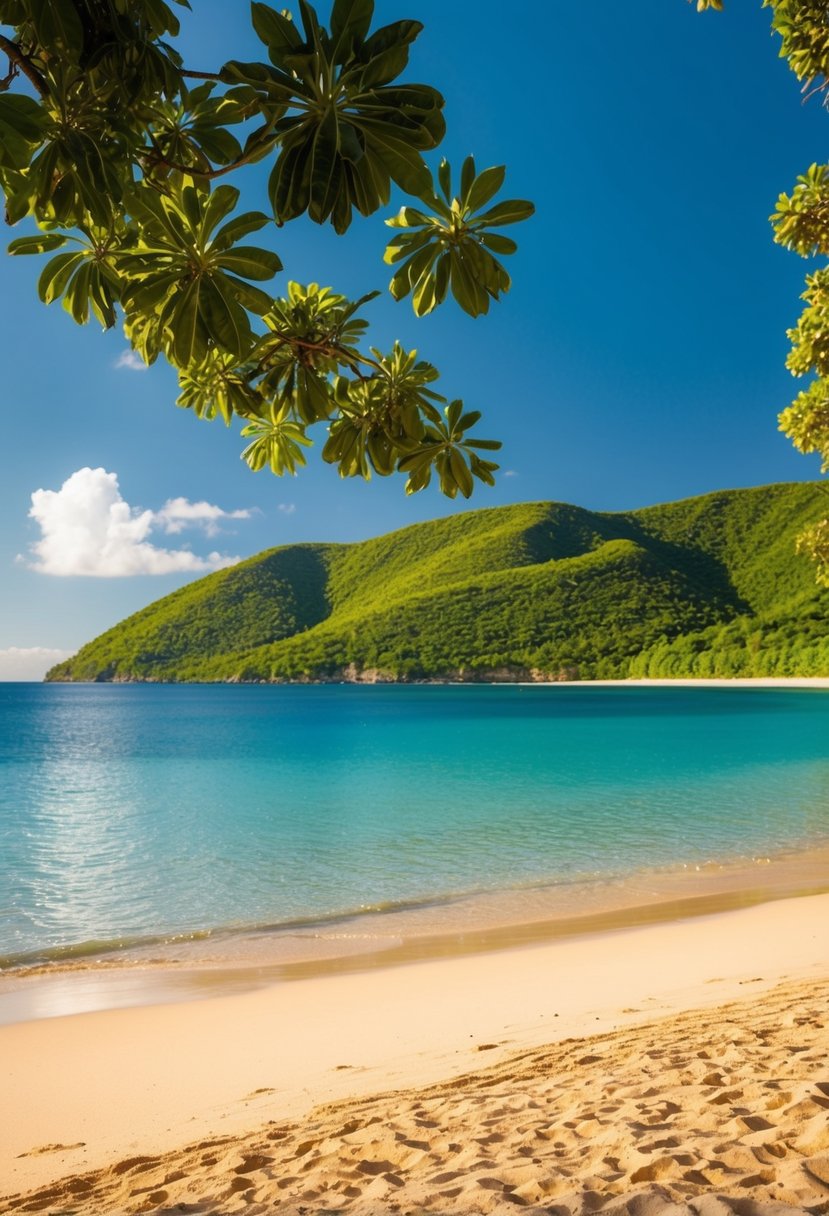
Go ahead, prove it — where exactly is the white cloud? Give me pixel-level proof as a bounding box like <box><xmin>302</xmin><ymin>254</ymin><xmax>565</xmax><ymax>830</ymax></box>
<box><xmin>27</xmin><ymin>468</ymin><xmax>248</xmax><ymax>577</ymax></box>
<box><xmin>114</xmin><ymin>349</ymin><xmax>148</xmax><ymax>372</ymax></box>
<box><xmin>0</xmin><ymin>646</ymin><xmax>73</xmax><ymax>681</ymax></box>
<box><xmin>154</xmin><ymin>496</ymin><xmax>253</xmax><ymax>537</ymax></box>
<box><xmin>277</xmin><ymin>503</ymin><xmax>297</xmax><ymax>516</ymax></box>
<box><xmin>503</xmin><ymin>470</ymin><xmax>519</xmax><ymax>478</ymax></box>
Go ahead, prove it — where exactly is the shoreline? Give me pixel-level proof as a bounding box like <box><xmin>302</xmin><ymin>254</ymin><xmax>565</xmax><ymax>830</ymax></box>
<box><xmin>37</xmin><ymin>676</ymin><xmax>829</xmax><ymax>686</ymax></box>
<box><xmin>1</xmin><ymin>890</ymin><xmax>828</xmax><ymax>1206</ymax></box>
<box><xmin>3</xmin><ymin>842</ymin><xmax>829</xmax><ymax>1024</ymax></box>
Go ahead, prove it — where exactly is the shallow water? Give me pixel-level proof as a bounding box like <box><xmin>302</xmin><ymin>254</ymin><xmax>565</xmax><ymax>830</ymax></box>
<box><xmin>1</xmin><ymin>683</ymin><xmax>828</xmax><ymax>969</ymax></box>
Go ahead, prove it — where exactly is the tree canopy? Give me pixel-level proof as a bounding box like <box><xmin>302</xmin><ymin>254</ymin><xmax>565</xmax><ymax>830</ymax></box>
<box><xmin>696</xmin><ymin>0</ymin><xmax>829</xmax><ymax>582</ymax></box>
<box><xmin>0</xmin><ymin>0</ymin><xmax>533</xmax><ymax>499</ymax></box>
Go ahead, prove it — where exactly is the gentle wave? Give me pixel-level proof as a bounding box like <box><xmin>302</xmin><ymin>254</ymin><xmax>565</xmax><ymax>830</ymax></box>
<box><xmin>2</xmin><ymin>683</ymin><xmax>829</xmax><ymax>969</ymax></box>
<box><xmin>4</xmin><ymin>843</ymin><xmax>829</xmax><ymax>978</ymax></box>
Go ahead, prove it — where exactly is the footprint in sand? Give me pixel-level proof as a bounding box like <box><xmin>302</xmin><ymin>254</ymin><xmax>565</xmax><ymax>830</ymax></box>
<box><xmin>233</xmin><ymin>1152</ymin><xmax>273</xmax><ymax>1173</ymax></box>
<box><xmin>17</xmin><ymin>1142</ymin><xmax>86</xmax><ymax>1158</ymax></box>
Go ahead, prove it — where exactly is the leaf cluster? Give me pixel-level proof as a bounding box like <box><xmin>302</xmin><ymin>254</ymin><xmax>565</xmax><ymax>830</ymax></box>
<box><xmin>0</xmin><ymin>0</ymin><xmax>533</xmax><ymax>496</ymax></box>
<box><xmin>692</xmin><ymin>0</ymin><xmax>829</xmax><ymax>580</ymax></box>
<box><xmin>384</xmin><ymin>156</ymin><xmax>534</xmax><ymax>317</ymax></box>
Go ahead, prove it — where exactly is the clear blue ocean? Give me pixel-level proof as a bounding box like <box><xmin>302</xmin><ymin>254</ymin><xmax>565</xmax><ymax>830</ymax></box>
<box><xmin>1</xmin><ymin>683</ymin><xmax>828</xmax><ymax>968</ymax></box>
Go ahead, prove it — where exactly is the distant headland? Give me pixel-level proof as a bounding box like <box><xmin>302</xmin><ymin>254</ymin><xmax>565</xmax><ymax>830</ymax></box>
<box><xmin>46</xmin><ymin>483</ymin><xmax>829</xmax><ymax>684</ymax></box>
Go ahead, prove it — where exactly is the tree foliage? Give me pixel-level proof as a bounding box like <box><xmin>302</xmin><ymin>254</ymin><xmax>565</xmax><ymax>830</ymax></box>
<box><xmin>695</xmin><ymin>0</ymin><xmax>829</xmax><ymax>582</ymax></box>
<box><xmin>46</xmin><ymin>483</ymin><xmax>829</xmax><ymax>683</ymax></box>
<box><xmin>0</xmin><ymin>0</ymin><xmax>534</xmax><ymax>498</ymax></box>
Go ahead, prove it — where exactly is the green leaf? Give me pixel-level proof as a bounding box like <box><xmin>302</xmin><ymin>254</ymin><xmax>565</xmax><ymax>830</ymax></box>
<box><xmin>3</xmin><ymin>176</ymin><xmax>35</xmax><ymax>224</ymax></box>
<box><xmin>464</xmin><ymin>165</ymin><xmax>506</xmax><ymax>213</ymax></box>
<box><xmin>0</xmin><ymin>94</ymin><xmax>46</xmax><ymax>145</ymax></box>
<box><xmin>172</xmin><ymin>279</ymin><xmax>207</xmax><ymax>367</ymax></box>
<box><xmin>29</xmin><ymin>0</ymin><xmax>84</xmax><ymax>56</ymax></box>
<box><xmin>250</xmin><ymin>2</ymin><xmax>303</xmax><ymax>60</ymax></box>
<box><xmin>8</xmin><ymin>233</ymin><xmax>68</xmax><ymax>256</ymax></box>
<box><xmin>446</xmin><ymin>399</ymin><xmax>463</xmax><ymax>431</ymax></box>
<box><xmin>223</xmin><ymin>275</ymin><xmax>275</xmax><ymax>315</ymax></box>
<box><xmin>397</xmin><ymin>206</ymin><xmax>433</xmax><ymax>226</ymax></box>
<box><xmin>0</xmin><ymin>95</ymin><xmax>47</xmax><ymax>169</ymax></box>
<box><xmin>308</xmin><ymin>109</ymin><xmax>342</xmax><ymax>224</ymax></box>
<box><xmin>466</xmin><ymin>438</ymin><xmax>502</xmax><ymax>451</ymax></box>
<box><xmin>362</xmin><ymin>18</ymin><xmax>423</xmax><ymax>58</ymax></box>
<box><xmin>120</xmin><ymin>271</ymin><xmax>182</xmax><ymax>317</ymax></box>
<box><xmin>397</xmin><ymin>447</ymin><xmax>436</xmax><ymax>473</ymax></box>
<box><xmin>269</xmin><ymin>141</ymin><xmax>312</xmax><ymax>222</ymax></box>
<box><xmin>357</xmin><ymin>43</ymin><xmax>410</xmax><ymax>89</ymax></box>
<box><xmin>220</xmin><ymin>58</ymin><xmax>304</xmax><ymax>101</ymax></box>
<box><xmin>199</xmin><ymin>184</ymin><xmax>242</xmax><ymax>243</ymax></box>
<box><xmin>331</xmin><ymin>0</ymin><xmax>374</xmax><ymax>54</ymax></box>
<box><xmin>87</xmin><ymin>265</ymin><xmax>118</xmax><ymax>329</ymax></box>
<box><xmin>460</xmin><ymin>155</ymin><xmax>476</xmax><ymax>201</ymax></box>
<box><xmin>449</xmin><ymin>447</ymin><xmax>474</xmax><ymax>498</ymax></box>
<box><xmin>218</xmin><ymin>246</ymin><xmax>282</xmax><ymax>280</ymax></box>
<box><xmin>338</xmin><ymin>121</ymin><xmax>364</xmax><ymax>165</ymax></box>
<box><xmin>356</xmin><ymin>119</ymin><xmax>432</xmax><ymax>196</ymax></box>
<box><xmin>384</xmin><ymin>228</ymin><xmax>435</xmax><ymax>265</ymax></box>
<box><xmin>412</xmin><ymin>262</ymin><xmax>438</xmax><ymax>315</ymax></box>
<box><xmin>346</xmin><ymin>144</ymin><xmax>389</xmax><ymax>214</ymax></box>
<box><xmin>437</xmin><ymin>158</ymin><xmax>451</xmax><ymax>204</ymax></box>
<box><xmin>297</xmin><ymin>0</ymin><xmax>322</xmax><ymax>47</ymax></box>
<box><xmin>450</xmin><ymin>249</ymin><xmax>489</xmax><ymax>316</ymax></box>
<box><xmin>38</xmin><ymin>252</ymin><xmax>84</xmax><ymax>305</ymax></box>
<box><xmin>434</xmin><ymin>251</ymin><xmax>450</xmax><ymax>305</ymax></box>
<box><xmin>389</xmin><ymin>242</ymin><xmax>437</xmax><ymax>301</ymax></box>
<box><xmin>211</xmin><ymin>211</ymin><xmax>271</xmax><ymax>252</ymax></box>
<box><xmin>457</xmin><ymin>409</ymin><xmax>481</xmax><ymax>432</ymax></box>
<box><xmin>64</xmin><ymin>261</ymin><xmax>93</xmax><ymax>324</ymax></box>
<box><xmin>199</xmin><ymin>277</ymin><xmax>253</xmax><ymax>358</ymax></box>
<box><xmin>465</xmin><ymin>242</ymin><xmax>507</xmax><ymax>294</ymax></box>
<box><xmin>191</xmin><ymin>124</ymin><xmax>243</xmax><ymax>166</ymax></box>
<box><xmin>475</xmin><ymin>199</ymin><xmax>535</xmax><ymax>226</ymax></box>
<box><xmin>479</xmin><ymin>232</ymin><xmax>518</xmax><ymax>255</ymax></box>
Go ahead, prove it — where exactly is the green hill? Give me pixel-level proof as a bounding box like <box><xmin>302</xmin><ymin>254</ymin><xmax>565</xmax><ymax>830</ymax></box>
<box><xmin>46</xmin><ymin>483</ymin><xmax>829</xmax><ymax>683</ymax></box>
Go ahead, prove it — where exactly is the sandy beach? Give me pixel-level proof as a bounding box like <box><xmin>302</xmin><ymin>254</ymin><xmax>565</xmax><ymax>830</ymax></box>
<box><xmin>1</xmin><ymin>890</ymin><xmax>828</xmax><ymax>1214</ymax></box>
<box><xmin>535</xmin><ymin>679</ymin><xmax>829</xmax><ymax>688</ymax></box>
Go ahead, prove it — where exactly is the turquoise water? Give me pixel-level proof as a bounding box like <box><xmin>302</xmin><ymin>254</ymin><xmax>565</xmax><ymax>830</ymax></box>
<box><xmin>1</xmin><ymin>684</ymin><xmax>828</xmax><ymax>967</ymax></box>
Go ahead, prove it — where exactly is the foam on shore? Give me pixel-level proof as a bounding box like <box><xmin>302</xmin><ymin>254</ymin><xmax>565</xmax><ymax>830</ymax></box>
<box><xmin>2</xmin><ymin>843</ymin><xmax>828</xmax><ymax>1026</ymax></box>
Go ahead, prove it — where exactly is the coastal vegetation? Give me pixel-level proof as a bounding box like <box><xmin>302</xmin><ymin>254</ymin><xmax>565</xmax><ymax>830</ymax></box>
<box><xmin>696</xmin><ymin>0</ymin><xmax>829</xmax><ymax>581</ymax></box>
<box><xmin>47</xmin><ymin>482</ymin><xmax>829</xmax><ymax>683</ymax></box>
<box><xmin>5</xmin><ymin>0</ymin><xmax>829</xmax><ymax>569</ymax></box>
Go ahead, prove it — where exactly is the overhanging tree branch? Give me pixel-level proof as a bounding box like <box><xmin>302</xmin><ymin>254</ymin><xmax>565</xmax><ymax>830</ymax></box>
<box><xmin>0</xmin><ymin>0</ymin><xmax>529</xmax><ymax>500</ymax></box>
<box><xmin>0</xmin><ymin>34</ymin><xmax>47</xmax><ymax>97</ymax></box>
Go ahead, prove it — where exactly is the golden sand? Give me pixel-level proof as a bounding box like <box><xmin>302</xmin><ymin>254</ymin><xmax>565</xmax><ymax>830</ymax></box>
<box><xmin>1</xmin><ymin>893</ymin><xmax>828</xmax><ymax>1215</ymax></box>
<box><xmin>2</xmin><ymin>979</ymin><xmax>829</xmax><ymax>1214</ymax></box>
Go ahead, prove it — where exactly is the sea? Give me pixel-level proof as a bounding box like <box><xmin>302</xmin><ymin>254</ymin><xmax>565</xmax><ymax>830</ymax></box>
<box><xmin>2</xmin><ymin>682</ymin><xmax>829</xmax><ymax>981</ymax></box>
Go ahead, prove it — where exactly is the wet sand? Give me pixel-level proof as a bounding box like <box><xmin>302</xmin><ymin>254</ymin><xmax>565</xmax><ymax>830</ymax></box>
<box><xmin>3</xmin><ymin>844</ymin><xmax>829</xmax><ymax>1026</ymax></box>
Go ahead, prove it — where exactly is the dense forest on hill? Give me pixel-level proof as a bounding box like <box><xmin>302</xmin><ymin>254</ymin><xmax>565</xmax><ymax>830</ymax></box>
<box><xmin>46</xmin><ymin>483</ymin><xmax>829</xmax><ymax>683</ymax></box>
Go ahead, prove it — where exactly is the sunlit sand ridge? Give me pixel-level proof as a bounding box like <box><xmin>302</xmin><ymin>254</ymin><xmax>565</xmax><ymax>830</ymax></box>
<box><xmin>2</xmin><ymin>980</ymin><xmax>829</xmax><ymax>1214</ymax></box>
<box><xmin>1</xmin><ymin>893</ymin><xmax>828</xmax><ymax>1214</ymax></box>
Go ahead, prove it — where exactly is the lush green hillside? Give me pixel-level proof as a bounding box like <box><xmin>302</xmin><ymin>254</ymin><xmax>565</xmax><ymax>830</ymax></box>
<box><xmin>47</xmin><ymin>483</ymin><xmax>829</xmax><ymax>683</ymax></box>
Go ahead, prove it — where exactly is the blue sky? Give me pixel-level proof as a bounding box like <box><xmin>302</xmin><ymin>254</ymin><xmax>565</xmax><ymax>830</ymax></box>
<box><xmin>1</xmin><ymin>0</ymin><xmax>826</xmax><ymax>677</ymax></box>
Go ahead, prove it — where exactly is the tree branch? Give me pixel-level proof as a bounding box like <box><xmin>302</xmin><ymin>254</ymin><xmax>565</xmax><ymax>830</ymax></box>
<box><xmin>0</xmin><ymin>34</ymin><xmax>48</xmax><ymax>97</ymax></box>
<box><xmin>256</xmin><ymin>332</ymin><xmax>383</xmax><ymax>377</ymax></box>
<box><xmin>801</xmin><ymin>76</ymin><xmax>829</xmax><ymax>104</ymax></box>
<box><xmin>142</xmin><ymin>129</ymin><xmax>276</xmax><ymax>182</ymax></box>
<box><xmin>181</xmin><ymin>68</ymin><xmax>224</xmax><ymax>82</ymax></box>
<box><xmin>0</xmin><ymin>59</ymin><xmax>18</xmax><ymax>91</ymax></box>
